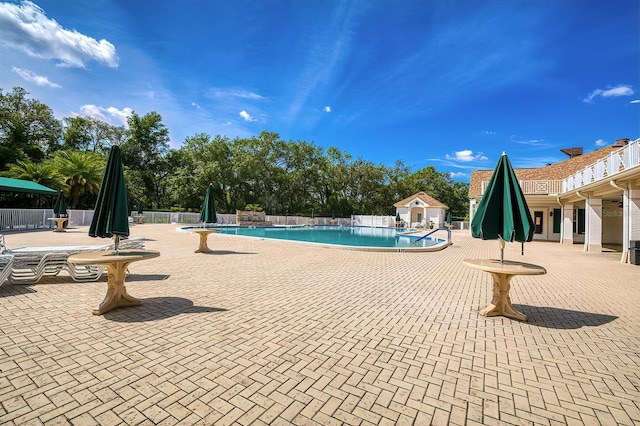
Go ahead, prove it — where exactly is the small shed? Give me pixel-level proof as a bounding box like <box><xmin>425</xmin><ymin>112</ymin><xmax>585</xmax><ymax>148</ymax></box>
<box><xmin>0</xmin><ymin>177</ymin><xmax>57</xmax><ymax>208</ymax></box>
<box><xmin>394</xmin><ymin>191</ymin><xmax>448</xmax><ymax>228</ymax></box>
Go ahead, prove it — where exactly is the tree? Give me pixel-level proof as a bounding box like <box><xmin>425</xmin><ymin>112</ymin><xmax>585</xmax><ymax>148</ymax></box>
<box><xmin>3</xmin><ymin>160</ymin><xmax>62</xmax><ymax>190</ymax></box>
<box><xmin>62</xmin><ymin>116</ymin><xmax>125</xmax><ymax>153</ymax></box>
<box><xmin>52</xmin><ymin>150</ymin><xmax>105</xmax><ymax>209</ymax></box>
<box><xmin>0</xmin><ymin>87</ymin><xmax>62</xmax><ymax>170</ymax></box>
<box><xmin>121</xmin><ymin>112</ymin><xmax>170</xmax><ymax>209</ymax></box>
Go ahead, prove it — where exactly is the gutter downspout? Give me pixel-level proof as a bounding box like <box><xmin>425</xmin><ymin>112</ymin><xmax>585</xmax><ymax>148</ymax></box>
<box><xmin>610</xmin><ymin>180</ymin><xmax>629</xmax><ymax>263</ymax></box>
<box><xmin>575</xmin><ymin>191</ymin><xmax>588</xmax><ymax>251</ymax></box>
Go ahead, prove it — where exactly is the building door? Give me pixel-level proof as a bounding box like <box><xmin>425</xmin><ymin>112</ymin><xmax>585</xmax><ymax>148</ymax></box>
<box><xmin>533</xmin><ymin>210</ymin><xmax>547</xmax><ymax>240</ymax></box>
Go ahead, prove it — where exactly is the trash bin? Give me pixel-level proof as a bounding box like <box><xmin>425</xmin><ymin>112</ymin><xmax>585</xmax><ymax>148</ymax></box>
<box><xmin>630</xmin><ymin>240</ymin><xmax>640</xmax><ymax>265</ymax></box>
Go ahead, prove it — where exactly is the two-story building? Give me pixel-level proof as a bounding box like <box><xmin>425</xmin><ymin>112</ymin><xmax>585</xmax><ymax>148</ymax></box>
<box><xmin>468</xmin><ymin>138</ymin><xmax>640</xmax><ymax>263</ymax></box>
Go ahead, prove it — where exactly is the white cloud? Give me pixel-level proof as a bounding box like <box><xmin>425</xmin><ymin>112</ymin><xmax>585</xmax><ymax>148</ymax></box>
<box><xmin>11</xmin><ymin>66</ymin><xmax>60</xmax><ymax>88</ymax></box>
<box><xmin>239</xmin><ymin>110</ymin><xmax>256</xmax><ymax>122</ymax></box>
<box><xmin>191</xmin><ymin>102</ymin><xmax>202</xmax><ymax>110</ymax></box>
<box><xmin>583</xmin><ymin>84</ymin><xmax>634</xmax><ymax>103</ymax></box>
<box><xmin>208</xmin><ymin>88</ymin><xmax>264</xmax><ymax>100</ymax></box>
<box><xmin>77</xmin><ymin>104</ymin><xmax>132</xmax><ymax>126</ymax></box>
<box><xmin>631</xmin><ymin>100</ymin><xmax>640</xmax><ymax>104</ymax></box>
<box><xmin>446</xmin><ymin>150</ymin><xmax>488</xmax><ymax>162</ymax></box>
<box><xmin>479</xmin><ymin>130</ymin><xmax>495</xmax><ymax>136</ymax></box>
<box><xmin>0</xmin><ymin>1</ymin><xmax>118</xmax><ymax>68</ymax></box>
<box><xmin>595</xmin><ymin>138</ymin><xmax>607</xmax><ymax>147</ymax></box>
<box><xmin>449</xmin><ymin>172</ymin><xmax>466</xmax><ymax>179</ymax></box>
<box><xmin>323</xmin><ymin>106</ymin><xmax>331</xmax><ymax>113</ymax></box>
<box><xmin>510</xmin><ymin>136</ymin><xmax>550</xmax><ymax>147</ymax></box>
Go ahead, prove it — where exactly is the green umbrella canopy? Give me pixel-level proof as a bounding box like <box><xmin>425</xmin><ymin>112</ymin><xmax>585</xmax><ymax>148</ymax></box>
<box><xmin>471</xmin><ymin>152</ymin><xmax>534</xmax><ymax>261</ymax></box>
<box><xmin>311</xmin><ymin>209</ymin><xmax>314</xmax><ymax>218</ymax></box>
<box><xmin>446</xmin><ymin>211</ymin><xmax>452</xmax><ymax>225</ymax></box>
<box><xmin>137</xmin><ymin>202</ymin><xmax>144</xmax><ymax>215</ymax></box>
<box><xmin>53</xmin><ymin>191</ymin><xmax>67</xmax><ymax>217</ymax></box>
<box><xmin>199</xmin><ymin>183</ymin><xmax>217</xmax><ymax>224</ymax></box>
<box><xmin>89</xmin><ymin>145</ymin><xmax>130</xmax><ymax>241</ymax></box>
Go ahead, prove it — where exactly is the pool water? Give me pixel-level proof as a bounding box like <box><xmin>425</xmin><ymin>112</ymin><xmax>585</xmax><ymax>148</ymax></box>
<box><xmin>210</xmin><ymin>225</ymin><xmax>443</xmax><ymax>249</ymax></box>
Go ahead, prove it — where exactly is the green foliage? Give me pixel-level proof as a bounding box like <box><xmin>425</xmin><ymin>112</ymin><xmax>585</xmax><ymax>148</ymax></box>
<box><xmin>52</xmin><ymin>150</ymin><xmax>105</xmax><ymax>209</ymax></box>
<box><xmin>62</xmin><ymin>116</ymin><xmax>125</xmax><ymax>153</ymax></box>
<box><xmin>3</xmin><ymin>160</ymin><xmax>62</xmax><ymax>190</ymax></box>
<box><xmin>0</xmin><ymin>86</ymin><xmax>471</xmax><ymax>216</ymax></box>
<box><xmin>244</xmin><ymin>204</ymin><xmax>263</xmax><ymax>212</ymax></box>
<box><xmin>0</xmin><ymin>87</ymin><xmax>62</xmax><ymax>170</ymax></box>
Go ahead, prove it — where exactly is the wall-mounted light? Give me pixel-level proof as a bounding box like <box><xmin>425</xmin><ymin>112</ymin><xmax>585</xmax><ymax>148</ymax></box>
<box><xmin>550</xmin><ymin>211</ymin><xmax>553</xmax><ymax>217</ymax></box>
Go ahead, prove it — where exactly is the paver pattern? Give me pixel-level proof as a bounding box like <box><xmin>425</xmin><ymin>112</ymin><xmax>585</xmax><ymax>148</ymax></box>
<box><xmin>0</xmin><ymin>224</ymin><xmax>638</xmax><ymax>425</ymax></box>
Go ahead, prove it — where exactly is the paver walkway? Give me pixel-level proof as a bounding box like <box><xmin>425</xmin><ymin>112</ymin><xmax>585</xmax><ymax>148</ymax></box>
<box><xmin>0</xmin><ymin>224</ymin><xmax>638</xmax><ymax>425</ymax></box>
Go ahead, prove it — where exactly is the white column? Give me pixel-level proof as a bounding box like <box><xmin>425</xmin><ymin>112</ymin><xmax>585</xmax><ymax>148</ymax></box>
<box><xmin>627</xmin><ymin>186</ymin><xmax>640</xmax><ymax>263</ymax></box>
<box><xmin>469</xmin><ymin>199</ymin><xmax>476</xmax><ymax>236</ymax></box>
<box><xmin>585</xmin><ymin>196</ymin><xmax>602</xmax><ymax>252</ymax></box>
<box><xmin>562</xmin><ymin>203</ymin><xmax>573</xmax><ymax>244</ymax></box>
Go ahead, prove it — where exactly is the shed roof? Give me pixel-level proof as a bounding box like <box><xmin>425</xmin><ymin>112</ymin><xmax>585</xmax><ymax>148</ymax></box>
<box><xmin>468</xmin><ymin>145</ymin><xmax>620</xmax><ymax>197</ymax></box>
<box><xmin>0</xmin><ymin>177</ymin><xmax>57</xmax><ymax>195</ymax></box>
<box><xmin>394</xmin><ymin>191</ymin><xmax>448</xmax><ymax>209</ymax></box>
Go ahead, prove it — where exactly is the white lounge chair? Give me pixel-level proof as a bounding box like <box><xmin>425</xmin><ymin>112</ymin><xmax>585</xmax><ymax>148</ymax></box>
<box><xmin>9</xmin><ymin>251</ymin><xmax>71</xmax><ymax>284</ymax></box>
<box><xmin>0</xmin><ymin>254</ymin><xmax>14</xmax><ymax>288</ymax></box>
<box><xmin>4</xmin><ymin>237</ymin><xmax>146</xmax><ymax>284</ymax></box>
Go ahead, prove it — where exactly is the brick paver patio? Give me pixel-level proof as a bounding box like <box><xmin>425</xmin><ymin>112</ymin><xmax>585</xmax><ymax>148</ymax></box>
<box><xmin>1</xmin><ymin>224</ymin><xmax>638</xmax><ymax>425</ymax></box>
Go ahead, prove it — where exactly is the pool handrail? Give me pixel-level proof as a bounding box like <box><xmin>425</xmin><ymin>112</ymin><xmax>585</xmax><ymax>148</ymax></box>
<box><xmin>413</xmin><ymin>227</ymin><xmax>451</xmax><ymax>245</ymax></box>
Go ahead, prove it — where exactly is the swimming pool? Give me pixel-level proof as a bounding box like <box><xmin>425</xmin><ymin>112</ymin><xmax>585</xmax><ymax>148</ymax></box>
<box><xmin>186</xmin><ymin>225</ymin><xmax>450</xmax><ymax>252</ymax></box>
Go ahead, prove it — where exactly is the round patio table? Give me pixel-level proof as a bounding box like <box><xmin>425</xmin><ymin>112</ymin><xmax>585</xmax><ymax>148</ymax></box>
<box><xmin>194</xmin><ymin>228</ymin><xmax>220</xmax><ymax>253</ymax></box>
<box><xmin>67</xmin><ymin>249</ymin><xmax>160</xmax><ymax>315</ymax></box>
<box><xmin>463</xmin><ymin>258</ymin><xmax>546</xmax><ymax>321</ymax></box>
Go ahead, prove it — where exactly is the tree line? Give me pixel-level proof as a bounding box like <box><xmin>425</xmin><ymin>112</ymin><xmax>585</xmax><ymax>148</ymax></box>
<box><xmin>0</xmin><ymin>86</ymin><xmax>469</xmax><ymax>218</ymax></box>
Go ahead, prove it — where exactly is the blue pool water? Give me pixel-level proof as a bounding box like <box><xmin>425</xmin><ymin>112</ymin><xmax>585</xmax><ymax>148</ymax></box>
<box><xmin>203</xmin><ymin>225</ymin><xmax>443</xmax><ymax>249</ymax></box>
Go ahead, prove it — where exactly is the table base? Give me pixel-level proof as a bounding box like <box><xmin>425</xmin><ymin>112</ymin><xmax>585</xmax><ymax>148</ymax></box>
<box><xmin>479</xmin><ymin>272</ymin><xmax>526</xmax><ymax>321</ymax></box>
<box><xmin>194</xmin><ymin>229</ymin><xmax>219</xmax><ymax>253</ymax></box>
<box><xmin>93</xmin><ymin>261</ymin><xmax>141</xmax><ymax>315</ymax></box>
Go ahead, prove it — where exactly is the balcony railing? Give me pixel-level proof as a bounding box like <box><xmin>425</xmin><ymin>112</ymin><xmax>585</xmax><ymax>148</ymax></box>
<box><xmin>562</xmin><ymin>138</ymin><xmax>640</xmax><ymax>192</ymax></box>
<box><xmin>481</xmin><ymin>179</ymin><xmax>562</xmax><ymax>195</ymax></box>
<box><xmin>480</xmin><ymin>139</ymin><xmax>640</xmax><ymax>196</ymax></box>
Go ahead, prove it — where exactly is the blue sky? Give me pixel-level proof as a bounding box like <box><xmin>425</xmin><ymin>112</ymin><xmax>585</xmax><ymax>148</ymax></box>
<box><xmin>1</xmin><ymin>0</ymin><xmax>638</xmax><ymax>181</ymax></box>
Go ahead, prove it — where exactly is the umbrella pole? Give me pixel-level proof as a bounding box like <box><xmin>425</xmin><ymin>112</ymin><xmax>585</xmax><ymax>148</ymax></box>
<box><xmin>499</xmin><ymin>236</ymin><xmax>505</xmax><ymax>264</ymax></box>
<box><xmin>114</xmin><ymin>235</ymin><xmax>120</xmax><ymax>255</ymax></box>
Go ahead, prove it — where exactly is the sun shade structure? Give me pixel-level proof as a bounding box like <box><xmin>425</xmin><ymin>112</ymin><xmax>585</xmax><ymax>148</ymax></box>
<box><xmin>89</xmin><ymin>145</ymin><xmax>130</xmax><ymax>253</ymax></box>
<box><xmin>199</xmin><ymin>183</ymin><xmax>217</xmax><ymax>225</ymax></box>
<box><xmin>0</xmin><ymin>177</ymin><xmax>57</xmax><ymax>195</ymax></box>
<box><xmin>53</xmin><ymin>191</ymin><xmax>67</xmax><ymax>217</ymax></box>
<box><xmin>471</xmin><ymin>152</ymin><xmax>534</xmax><ymax>263</ymax></box>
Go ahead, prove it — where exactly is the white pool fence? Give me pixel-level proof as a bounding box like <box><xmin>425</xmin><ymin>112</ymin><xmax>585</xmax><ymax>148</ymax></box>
<box><xmin>1</xmin><ymin>209</ymin><xmax>466</xmax><ymax>232</ymax></box>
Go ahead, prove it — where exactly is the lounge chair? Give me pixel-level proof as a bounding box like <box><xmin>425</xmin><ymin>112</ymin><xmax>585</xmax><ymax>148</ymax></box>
<box><xmin>4</xmin><ymin>237</ymin><xmax>146</xmax><ymax>284</ymax></box>
<box><xmin>9</xmin><ymin>251</ymin><xmax>71</xmax><ymax>284</ymax></box>
<box><xmin>0</xmin><ymin>254</ymin><xmax>14</xmax><ymax>288</ymax></box>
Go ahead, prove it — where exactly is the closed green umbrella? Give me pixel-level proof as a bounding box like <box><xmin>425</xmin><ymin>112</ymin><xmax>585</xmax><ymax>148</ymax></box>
<box><xmin>199</xmin><ymin>183</ymin><xmax>217</xmax><ymax>225</ymax></box>
<box><xmin>53</xmin><ymin>190</ymin><xmax>67</xmax><ymax>217</ymax></box>
<box><xmin>311</xmin><ymin>209</ymin><xmax>314</xmax><ymax>218</ymax></box>
<box><xmin>471</xmin><ymin>152</ymin><xmax>534</xmax><ymax>263</ymax></box>
<box><xmin>445</xmin><ymin>211</ymin><xmax>452</xmax><ymax>226</ymax></box>
<box><xmin>137</xmin><ymin>202</ymin><xmax>143</xmax><ymax>215</ymax></box>
<box><xmin>89</xmin><ymin>145</ymin><xmax>130</xmax><ymax>253</ymax></box>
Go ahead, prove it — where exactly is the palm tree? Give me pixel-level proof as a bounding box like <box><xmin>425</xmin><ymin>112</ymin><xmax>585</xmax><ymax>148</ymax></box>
<box><xmin>53</xmin><ymin>151</ymin><xmax>105</xmax><ymax>208</ymax></box>
<box><xmin>3</xmin><ymin>160</ymin><xmax>62</xmax><ymax>190</ymax></box>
